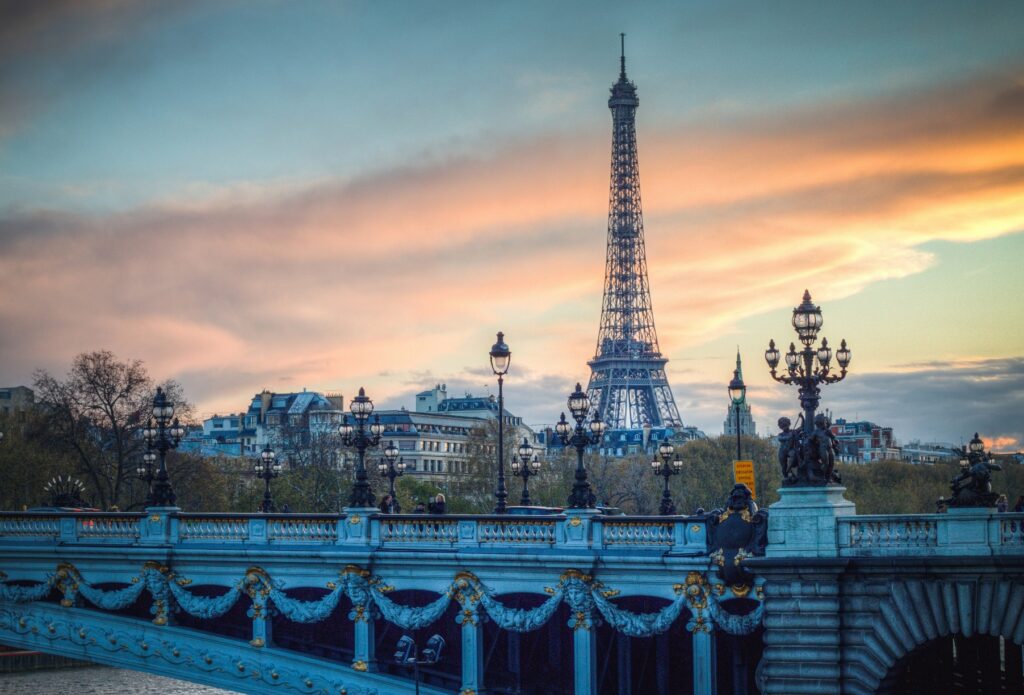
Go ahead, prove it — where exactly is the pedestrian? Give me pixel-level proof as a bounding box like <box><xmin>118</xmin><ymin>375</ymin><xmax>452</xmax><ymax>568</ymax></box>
<box><xmin>1015</xmin><ymin>495</ymin><xmax>1024</xmax><ymax>513</ymax></box>
<box><xmin>413</xmin><ymin>500</ymin><xmax>426</xmax><ymax>514</ymax></box>
<box><xmin>997</xmin><ymin>494</ymin><xmax>1009</xmax><ymax>513</ymax></box>
<box><xmin>428</xmin><ymin>493</ymin><xmax>446</xmax><ymax>514</ymax></box>
<box><xmin>378</xmin><ymin>494</ymin><xmax>397</xmax><ymax>514</ymax></box>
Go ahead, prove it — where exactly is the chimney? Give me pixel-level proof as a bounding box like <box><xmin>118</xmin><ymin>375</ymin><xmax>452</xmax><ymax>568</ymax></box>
<box><xmin>326</xmin><ymin>392</ymin><xmax>344</xmax><ymax>411</ymax></box>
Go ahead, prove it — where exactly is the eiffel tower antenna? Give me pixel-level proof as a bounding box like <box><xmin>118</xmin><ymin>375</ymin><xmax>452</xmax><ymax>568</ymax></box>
<box><xmin>620</xmin><ymin>33</ymin><xmax>626</xmax><ymax>77</ymax></box>
<box><xmin>585</xmin><ymin>37</ymin><xmax>684</xmax><ymax>439</ymax></box>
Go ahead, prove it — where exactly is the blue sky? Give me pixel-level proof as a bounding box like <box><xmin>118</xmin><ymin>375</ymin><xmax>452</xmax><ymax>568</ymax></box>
<box><xmin>1</xmin><ymin>1</ymin><xmax>1023</xmax><ymax>449</ymax></box>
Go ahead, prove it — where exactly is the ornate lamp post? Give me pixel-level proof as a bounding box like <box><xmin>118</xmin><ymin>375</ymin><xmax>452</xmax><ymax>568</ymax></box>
<box><xmin>339</xmin><ymin>387</ymin><xmax>385</xmax><ymax>508</ymax></box>
<box><xmin>766</xmin><ymin>290</ymin><xmax>851</xmax><ymax>431</ymax></box>
<box><xmin>650</xmin><ymin>440</ymin><xmax>682</xmax><ymax>515</ymax></box>
<box><xmin>489</xmin><ymin>331</ymin><xmax>511</xmax><ymax>513</ymax></box>
<box><xmin>728</xmin><ymin>368</ymin><xmax>746</xmax><ymax>462</ymax></box>
<box><xmin>510</xmin><ymin>437</ymin><xmax>542</xmax><ymax>506</ymax></box>
<box><xmin>556</xmin><ymin>383</ymin><xmax>606</xmax><ymax>509</ymax></box>
<box><xmin>376</xmin><ymin>440</ymin><xmax>405</xmax><ymax>512</ymax></box>
<box><xmin>136</xmin><ymin>450</ymin><xmax>157</xmax><ymax>507</ymax></box>
<box><xmin>143</xmin><ymin>387</ymin><xmax>185</xmax><ymax>508</ymax></box>
<box><xmin>765</xmin><ymin>290</ymin><xmax>851</xmax><ymax>485</ymax></box>
<box><xmin>254</xmin><ymin>444</ymin><xmax>283</xmax><ymax>513</ymax></box>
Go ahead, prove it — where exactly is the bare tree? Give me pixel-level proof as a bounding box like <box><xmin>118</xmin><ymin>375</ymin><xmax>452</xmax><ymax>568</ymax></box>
<box><xmin>33</xmin><ymin>350</ymin><xmax>190</xmax><ymax>510</ymax></box>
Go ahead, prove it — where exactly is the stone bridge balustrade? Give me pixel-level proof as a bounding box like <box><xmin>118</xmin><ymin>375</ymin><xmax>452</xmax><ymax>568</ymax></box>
<box><xmin>0</xmin><ymin>508</ymin><xmax>751</xmax><ymax>695</ymax></box>
<box><xmin>752</xmin><ymin>487</ymin><xmax>1024</xmax><ymax>695</ymax></box>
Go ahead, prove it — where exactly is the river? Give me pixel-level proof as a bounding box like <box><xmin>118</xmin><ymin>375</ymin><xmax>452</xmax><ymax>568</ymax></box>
<box><xmin>0</xmin><ymin>665</ymin><xmax>240</xmax><ymax>694</ymax></box>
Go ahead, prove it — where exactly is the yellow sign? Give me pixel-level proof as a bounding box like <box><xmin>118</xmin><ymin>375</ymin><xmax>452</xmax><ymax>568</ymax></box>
<box><xmin>733</xmin><ymin>460</ymin><xmax>756</xmax><ymax>499</ymax></box>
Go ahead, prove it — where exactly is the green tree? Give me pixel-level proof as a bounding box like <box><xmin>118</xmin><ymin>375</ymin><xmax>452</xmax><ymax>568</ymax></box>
<box><xmin>0</xmin><ymin>410</ymin><xmax>73</xmax><ymax>510</ymax></box>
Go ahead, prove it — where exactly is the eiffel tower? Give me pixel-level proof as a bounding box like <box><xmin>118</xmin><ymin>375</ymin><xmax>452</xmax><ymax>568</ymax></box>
<box><xmin>585</xmin><ymin>36</ymin><xmax>684</xmax><ymax>446</ymax></box>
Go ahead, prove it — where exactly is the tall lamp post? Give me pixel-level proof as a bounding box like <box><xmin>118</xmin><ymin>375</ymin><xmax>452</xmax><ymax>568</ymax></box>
<box><xmin>143</xmin><ymin>387</ymin><xmax>185</xmax><ymax>508</ymax></box>
<box><xmin>765</xmin><ymin>290</ymin><xmax>851</xmax><ymax>436</ymax></box>
<box><xmin>555</xmin><ymin>383</ymin><xmax>606</xmax><ymax>509</ymax></box>
<box><xmin>254</xmin><ymin>444</ymin><xmax>282</xmax><ymax>513</ymax></box>
<box><xmin>510</xmin><ymin>437</ymin><xmax>541</xmax><ymax>506</ymax></box>
<box><xmin>377</xmin><ymin>440</ymin><xmax>404</xmax><ymax>512</ymax></box>
<box><xmin>651</xmin><ymin>440</ymin><xmax>682</xmax><ymax>515</ymax></box>
<box><xmin>339</xmin><ymin>387</ymin><xmax>385</xmax><ymax>508</ymax></box>
<box><xmin>728</xmin><ymin>368</ymin><xmax>746</xmax><ymax>462</ymax></box>
<box><xmin>489</xmin><ymin>332</ymin><xmax>511</xmax><ymax>513</ymax></box>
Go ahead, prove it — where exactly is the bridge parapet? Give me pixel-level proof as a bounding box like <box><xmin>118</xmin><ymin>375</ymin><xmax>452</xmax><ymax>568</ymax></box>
<box><xmin>0</xmin><ymin>510</ymin><xmax>708</xmax><ymax>555</ymax></box>
<box><xmin>838</xmin><ymin>510</ymin><xmax>1024</xmax><ymax>557</ymax></box>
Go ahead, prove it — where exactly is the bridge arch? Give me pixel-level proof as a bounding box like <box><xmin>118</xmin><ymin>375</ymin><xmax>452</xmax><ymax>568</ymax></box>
<box><xmin>842</xmin><ymin>578</ymin><xmax>1024</xmax><ymax>695</ymax></box>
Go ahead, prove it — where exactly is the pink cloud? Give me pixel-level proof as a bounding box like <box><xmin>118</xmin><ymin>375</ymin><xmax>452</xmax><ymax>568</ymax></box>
<box><xmin>1</xmin><ymin>70</ymin><xmax>1023</xmax><ymax>426</ymax></box>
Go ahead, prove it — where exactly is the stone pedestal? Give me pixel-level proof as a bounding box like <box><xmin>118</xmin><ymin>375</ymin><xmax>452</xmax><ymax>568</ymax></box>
<box><xmin>766</xmin><ymin>486</ymin><xmax>855</xmax><ymax>558</ymax></box>
<box><xmin>563</xmin><ymin>508</ymin><xmax>601</xmax><ymax>547</ymax></box>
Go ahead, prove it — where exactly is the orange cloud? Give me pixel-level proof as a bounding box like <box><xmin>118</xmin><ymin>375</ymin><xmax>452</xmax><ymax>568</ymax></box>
<box><xmin>1</xmin><ymin>70</ymin><xmax>1023</xmax><ymax>423</ymax></box>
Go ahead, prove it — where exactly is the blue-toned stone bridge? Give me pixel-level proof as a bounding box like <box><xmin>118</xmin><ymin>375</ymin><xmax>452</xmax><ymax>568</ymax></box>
<box><xmin>1</xmin><ymin>490</ymin><xmax>1023</xmax><ymax>694</ymax></box>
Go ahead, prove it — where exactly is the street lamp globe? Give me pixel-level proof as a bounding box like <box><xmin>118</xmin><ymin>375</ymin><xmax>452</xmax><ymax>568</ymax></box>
<box><xmin>784</xmin><ymin>343</ymin><xmax>799</xmax><ymax>371</ymax></box>
<box><xmin>350</xmin><ymin>387</ymin><xmax>373</xmax><ymax>421</ymax></box>
<box><xmin>555</xmin><ymin>413</ymin><xmax>571</xmax><ymax>439</ymax></box>
<box><xmin>589</xmin><ymin>414</ymin><xmax>606</xmax><ymax>438</ymax></box>
<box><xmin>338</xmin><ymin>416</ymin><xmax>353</xmax><ymax>439</ymax></box>
<box><xmin>764</xmin><ymin>339</ymin><xmax>780</xmax><ymax>370</ymax></box>
<box><xmin>489</xmin><ymin>331</ymin><xmax>511</xmax><ymax>376</ymax></box>
<box><xmin>384</xmin><ymin>441</ymin><xmax>400</xmax><ymax>464</ymax></box>
<box><xmin>792</xmin><ymin>289</ymin><xmax>824</xmax><ymax>346</ymax></box>
<box><xmin>658</xmin><ymin>441</ymin><xmax>674</xmax><ymax>460</ymax></box>
<box><xmin>517</xmin><ymin>438</ymin><xmax>534</xmax><ymax>462</ymax></box>
<box><xmin>969</xmin><ymin>433</ymin><xmax>985</xmax><ymax>454</ymax></box>
<box><xmin>836</xmin><ymin>339</ymin><xmax>852</xmax><ymax>370</ymax></box>
<box><xmin>369</xmin><ymin>415</ymin><xmax>384</xmax><ymax>438</ymax></box>
<box><xmin>510</xmin><ymin>458</ymin><xmax>521</xmax><ymax>474</ymax></box>
<box><xmin>816</xmin><ymin>338</ymin><xmax>832</xmax><ymax>366</ymax></box>
<box><xmin>728</xmin><ymin>369</ymin><xmax>746</xmax><ymax>405</ymax></box>
<box><xmin>568</xmin><ymin>383</ymin><xmax>590</xmax><ymax>421</ymax></box>
<box><xmin>530</xmin><ymin>455</ymin><xmax>541</xmax><ymax>473</ymax></box>
<box><xmin>377</xmin><ymin>460</ymin><xmax>388</xmax><ymax>475</ymax></box>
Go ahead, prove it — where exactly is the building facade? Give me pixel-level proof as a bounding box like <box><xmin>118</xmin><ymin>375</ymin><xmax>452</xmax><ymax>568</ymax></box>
<box><xmin>0</xmin><ymin>386</ymin><xmax>34</xmax><ymax>416</ymax></box>
<box><xmin>830</xmin><ymin>417</ymin><xmax>900</xmax><ymax>462</ymax></box>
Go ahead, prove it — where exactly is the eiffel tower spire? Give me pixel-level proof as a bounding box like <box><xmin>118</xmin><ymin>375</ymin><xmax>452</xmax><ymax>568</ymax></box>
<box><xmin>585</xmin><ymin>37</ymin><xmax>683</xmax><ymax>437</ymax></box>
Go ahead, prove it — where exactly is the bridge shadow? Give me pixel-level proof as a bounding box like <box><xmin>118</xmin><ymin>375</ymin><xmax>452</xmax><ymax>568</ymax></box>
<box><xmin>880</xmin><ymin>634</ymin><xmax>1024</xmax><ymax>694</ymax></box>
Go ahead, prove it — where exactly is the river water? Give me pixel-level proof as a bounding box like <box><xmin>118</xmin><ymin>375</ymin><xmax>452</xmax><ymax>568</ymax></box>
<box><xmin>0</xmin><ymin>665</ymin><xmax>240</xmax><ymax>694</ymax></box>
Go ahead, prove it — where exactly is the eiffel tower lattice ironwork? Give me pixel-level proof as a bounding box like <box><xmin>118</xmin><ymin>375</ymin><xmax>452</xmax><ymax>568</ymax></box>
<box><xmin>586</xmin><ymin>35</ymin><xmax>683</xmax><ymax>434</ymax></box>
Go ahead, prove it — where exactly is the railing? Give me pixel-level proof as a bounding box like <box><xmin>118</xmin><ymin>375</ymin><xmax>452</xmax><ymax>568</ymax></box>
<box><xmin>178</xmin><ymin>515</ymin><xmax>250</xmax><ymax>542</ymax></box>
<box><xmin>843</xmin><ymin>517</ymin><xmax>938</xmax><ymax>549</ymax></box>
<box><xmin>0</xmin><ymin>510</ymin><xmax>709</xmax><ymax>554</ymax></box>
<box><xmin>598</xmin><ymin>518</ymin><xmax>677</xmax><ymax>546</ymax></box>
<box><xmin>77</xmin><ymin>514</ymin><xmax>142</xmax><ymax>540</ymax></box>
<box><xmin>379</xmin><ymin>517</ymin><xmax>460</xmax><ymax>545</ymax></box>
<box><xmin>0</xmin><ymin>514</ymin><xmax>61</xmax><ymax>539</ymax></box>
<box><xmin>478</xmin><ymin>519</ymin><xmax>558</xmax><ymax>544</ymax></box>
<box><xmin>268</xmin><ymin>515</ymin><xmax>338</xmax><ymax>543</ymax></box>
<box><xmin>1001</xmin><ymin>517</ymin><xmax>1024</xmax><ymax>546</ymax></box>
<box><xmin>837</xmin><ymin>511</ymin><xmax>1024</xmax><ymax>557</ymax></box>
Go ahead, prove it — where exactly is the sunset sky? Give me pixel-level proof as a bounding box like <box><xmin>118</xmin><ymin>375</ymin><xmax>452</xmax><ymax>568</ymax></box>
<box><xmin>1</xmin><ymin>1</ymin><xmax>1023</xmax><ymax>450</ymax></box>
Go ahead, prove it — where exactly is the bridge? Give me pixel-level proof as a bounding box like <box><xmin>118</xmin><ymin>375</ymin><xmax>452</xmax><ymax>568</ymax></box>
<box><xmin>0</xmin><ymin>490</ymin><xmax>1022</xmax><ymax>694</ymax></box>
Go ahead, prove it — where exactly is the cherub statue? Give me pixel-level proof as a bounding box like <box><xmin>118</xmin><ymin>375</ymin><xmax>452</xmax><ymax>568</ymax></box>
<box><xmin>776</xmin><ymin>416</ymin><xmax>801</xmax><ymax>482</ymax></box>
